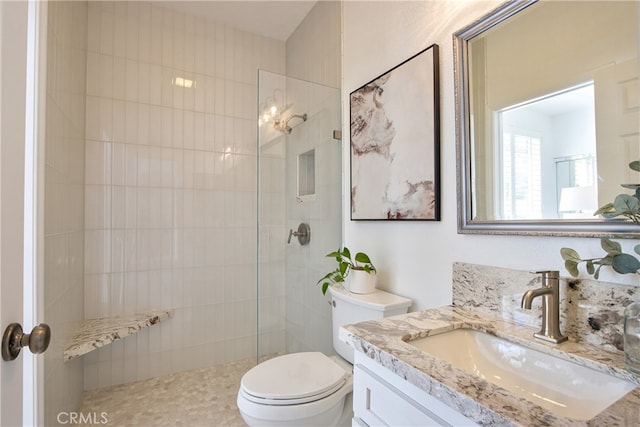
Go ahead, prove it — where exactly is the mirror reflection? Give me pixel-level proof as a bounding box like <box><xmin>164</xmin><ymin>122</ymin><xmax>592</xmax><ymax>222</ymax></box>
<box><xmin>457</xmin><ymin>0</ymin><xmax>639</xmax><ymax>235</ymax></box>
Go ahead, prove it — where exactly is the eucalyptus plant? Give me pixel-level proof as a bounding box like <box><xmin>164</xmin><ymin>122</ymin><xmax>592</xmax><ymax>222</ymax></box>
<box><xmin>591</xmin><ymin>160</ymin><xmax>640</xmax><ymax>224</ymax></box>
<box><xmin>316</xmin><ymin>246</ymin><xmax>376</xmax><ymax>295</ymax></box>
<box><xmin>561</xmin><ymin>160</ymin><xmax>640</xmax><ymax>278</ymax></box>
<box><xmin>561</xmin><ymin>239</ymin><xmax>640</xmax><ymax>279</ymax></box>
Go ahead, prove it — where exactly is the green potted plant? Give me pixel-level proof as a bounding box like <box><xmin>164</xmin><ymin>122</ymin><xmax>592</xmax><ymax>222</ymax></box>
<box><xmin>561</xmin><ymin>238</ymin><xmax>640</xmax><ymax>279</ymax></box>
<box><xmin>560</xmin><ymin>160</ymin><xmax>640</xmax><ymax>373</ymax></box>
<box><xmin>561</xmin><ymin>160</ymin><xmax>640</xmax><ymax>279</ymax></box>
<box><xmin>316</xmin><ymin>246</ymin><xmax>377</xmax><ymax>295</ymax></box>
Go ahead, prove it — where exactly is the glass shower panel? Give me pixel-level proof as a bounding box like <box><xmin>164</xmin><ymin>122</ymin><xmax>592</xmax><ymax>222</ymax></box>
<box><xmin>257</xmin><ymin>70</ymin><xmax>341</xmax><ymax>361</ymax></box>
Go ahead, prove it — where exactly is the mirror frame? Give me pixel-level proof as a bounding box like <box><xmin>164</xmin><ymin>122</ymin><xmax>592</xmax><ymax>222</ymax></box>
<box><xmin>454</xmin><ymin>0</ymin><xmax>640</xmax><ymax>238</ymax></box>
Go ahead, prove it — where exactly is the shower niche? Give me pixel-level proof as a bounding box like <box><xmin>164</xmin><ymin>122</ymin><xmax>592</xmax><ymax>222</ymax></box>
<box><xmin>297</xmin><ymin>149</ymin><xmax>316</xmax><ymax>200</ymax></box>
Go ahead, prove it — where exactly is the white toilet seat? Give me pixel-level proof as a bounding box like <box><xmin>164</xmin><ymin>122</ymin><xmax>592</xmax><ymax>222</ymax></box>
<box><xmin>237</xmin><ymin>352</ymin><xmax>354</xmax><ymax>426</ymax></box>
<box><xmin>240</xmin><ymin>379</ymin><xmax>346</xmax><ymax>405</ymax></box>
<box><xmin>240</xmin><ymin>352</ymin><xmax>347</xmax><ymax>405</ymax></box>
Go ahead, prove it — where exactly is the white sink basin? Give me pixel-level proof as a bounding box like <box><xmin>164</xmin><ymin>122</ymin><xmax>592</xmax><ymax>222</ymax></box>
<box><xmin>408</xmin><ymin>329</ymin><xmax>636</xmax><ymax>420</ymax></box>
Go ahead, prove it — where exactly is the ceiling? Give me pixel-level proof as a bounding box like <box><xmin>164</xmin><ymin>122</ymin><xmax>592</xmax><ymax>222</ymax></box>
<box><xmin>154</xmin><ymin>1</ymin><xmax>317</xmax><ymax>41</ymax></box>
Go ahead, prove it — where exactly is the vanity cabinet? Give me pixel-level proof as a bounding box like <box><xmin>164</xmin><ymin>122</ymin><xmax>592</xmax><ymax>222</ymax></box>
<box><xmin>352</xmin><ymin>352</ymin><xmax>478</xmax><ymax>427</ymax></box>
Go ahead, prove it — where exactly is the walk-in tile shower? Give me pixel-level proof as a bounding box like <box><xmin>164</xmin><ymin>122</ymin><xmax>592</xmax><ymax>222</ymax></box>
<box><xmin>40</xmin><ymin>1</ymin><xmax>342</xmax><ymax>425</ymax></box>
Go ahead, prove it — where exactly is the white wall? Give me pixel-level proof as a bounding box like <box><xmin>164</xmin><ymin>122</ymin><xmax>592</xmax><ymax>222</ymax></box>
<box><xmin>343</xmin><ymin>1</ymin><xmax>640</xmax><ymax>312</ymax></box>
<box><xmin>83</xmin><ymin>1</ymin><xmax>285</xmax><ymax>390</ymax></box>
<box><xmin>43</xmin><ymin>1</ymin><xmax>87</xmax><ymax>423</ymax></box>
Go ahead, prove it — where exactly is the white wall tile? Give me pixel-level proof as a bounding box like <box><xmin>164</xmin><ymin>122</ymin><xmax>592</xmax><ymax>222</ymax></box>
<box><xmin>148</xmin><ymin>105</ymin><xmax>162</xmax><ymax>146</ymax></box>
<box><xmin>112</xmin><ymin>101</ymin><xmax>125</xmax><ymax>143</ymax></box>
<box><xmin>126</xmin><ymin>18</ymin><xmax>139</xmax><ymax>61</ymax></box>
<box><xmin>148</xmin><ymin>64</ymin><xmax>161</xmax><ymax>105</ymax></box>
<box><xmin>162</xmin><ymin>27</ymin><xmax>173</xmax><ymax>67</ymax></box>
<box><xmin>125</xmin><ymin>186</ymin><xmax>137</xmax><ymax>228</ymax></box>
<box><xmin>214</xmin><ymin>78</ymin><xmax>224</xmax><ymax>115</ymax></box>
<box><xmin>161</xmin><ymin>107</ymin><xmax>173</xmax><ymax>147</ymax></box>
<box><xmin>99</xmin><ymin>54</ymin><xmax>113</xmax><ymax>99</ymax></box>
<box><xmin>114</xmin><ymin>17</ymin><xmax>126</xmax><ymax>58</ymax></box>
<box><xmin>172</xmin><ymin>111</ymin><xmax>184</xmax><ymax>149</ymax></box>
<box><xmin>137</xmin><ymin>104</ymin><xmax>150</xmax><ymax>145</ymax></box>
<box><xmin>137</xmin><ymin>62</ymin><xmax>150</xmax><ymax>104</ymax></box>
<box><xmin>45</xmin><ymin>2</ymin><xmax>88</xmax><ymax>413</ymax></box>
<box><xmin>183</xmin><ymin>73</ymin><xmax>195</xmax><ymax>111</ymax></box>
<box><xmin>125</xmin><ymin>59</ymin><xmax>138</xmax><ymax>102</ymax></box>
<box><xmin>161</xmin><ymin>67</ymin><xmax>173</xmax><ymax>107</ymax></box>
<box><xmin>100</xmin><ymin>11</ymin><xmax>114</xmax><ymax>55</ymax></box>
<box><xmin>87</xmin><ymin>4</ymin><xmax>101</xmax><ymax>53</ymax></box>
<box><xmin>111</xmin><ymin>185</ymin><xmax>125</xmax><ymax>228</ymax></box>
<box><xmin>184</xmin><ymin>32</ymin><xmax>195</xmax><ymax>72</ymax></box>
<box><xmin>173</xmin><ymin>31</ymin><xmax>185</xmax><ymax>72</ymax></box>
<box><xmin>172</xmin><ymin>75</ymin><xmax>184</xmax><ymax>110</ymax></box>
<box><xmin>84</xmin><ymin>1</ymin><xmax>286</xmax><ymax>389</ymax></box>
<box><xmin>85</xmin><ymin>140</ymin><xmax>110</xmax><ymax>185</ymax></box>
<box><xmin>194</xmin><ymin>112</ymin><xmax>205</xmax><ymax>151</ymax></box>
<box><xmin>149</xmin><ymin>22</ymin><xmax>162</xmax><ymax>65</ymax></box>
<box><xmin>194</xmin><ymin>35</ymin><xmax>205</xmax><ymax>74</ymax></box>
<box><xmin>85</xmin><ymin>185</ymin><xmax>111</xmax><ymax>230</ymax></box>
<box><xmin>125</xmin><ymin>102</ymin><xmax>138</xmax><ymax>144</ymax></box>
<box><xmin>99</xmin><ymin>97</ymin><xmax>113</xmax><ymax>141</ymax></box>
<box><xmin>86</xmin><ymin>52</ymin><xmax>100</xmax><ymax>96</ymax></box>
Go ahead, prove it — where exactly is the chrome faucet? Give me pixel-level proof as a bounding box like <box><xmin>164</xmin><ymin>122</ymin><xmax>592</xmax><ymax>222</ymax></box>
<box><xmin>521</xmin><ymin>270</ymin><xmax>568</xmax><ymax>344</ymax></box>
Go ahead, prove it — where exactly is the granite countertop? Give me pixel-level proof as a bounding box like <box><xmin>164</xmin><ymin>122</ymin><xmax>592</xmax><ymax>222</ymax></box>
<box><xmin>341</xmin><ymin>305</ymin><xmax>640</xmax><ymax>426</ymax></box>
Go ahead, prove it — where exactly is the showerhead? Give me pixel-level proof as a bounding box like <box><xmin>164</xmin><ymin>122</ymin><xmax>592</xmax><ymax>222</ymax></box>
<box><xmin>274</xmin><ymin>113</ymin><xmax>307</xmax><ymax>134</ymax></box>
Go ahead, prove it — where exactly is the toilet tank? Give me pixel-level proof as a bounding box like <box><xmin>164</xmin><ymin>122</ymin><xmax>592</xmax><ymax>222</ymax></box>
<box><xmin>328</xmin><ymin>286</ymin><xmax>412</xmax><ymax>364</ymax></box>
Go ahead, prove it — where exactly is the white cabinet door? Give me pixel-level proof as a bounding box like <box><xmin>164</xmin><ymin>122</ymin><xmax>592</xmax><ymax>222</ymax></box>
<box><xmin>354</xmin><ymin>364</ymin><xmax>447</xmax><ymax>426</ymax></box>
<box><xmin>352</xmin><ymin>353</ymin><xmax>479</xmax><ymax>427</ymax></box>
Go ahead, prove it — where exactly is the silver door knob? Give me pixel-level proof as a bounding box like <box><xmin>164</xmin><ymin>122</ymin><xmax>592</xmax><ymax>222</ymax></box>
<box><xmin>2</xmin><ymin>323</ymin><xmax>51</xmax><ymax>361</ymax></box>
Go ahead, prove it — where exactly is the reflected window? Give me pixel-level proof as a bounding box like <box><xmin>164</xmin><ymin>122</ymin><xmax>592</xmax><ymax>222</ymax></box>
<box><xmin>501</xmin><ymin>129</ymin><xmax>542</xmax><ymax>219</ymax></box>
<box><xmin>496</xmin><ymin>83</ymin><xmax>596</xmax><ymax>220</ymax></box>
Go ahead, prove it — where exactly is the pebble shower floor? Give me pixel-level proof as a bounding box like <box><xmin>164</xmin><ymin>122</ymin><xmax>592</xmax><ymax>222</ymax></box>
<box><xmin>79</xmin><ymin>358</ymin><xmax>254</xmax><ymax>426</ymax></box>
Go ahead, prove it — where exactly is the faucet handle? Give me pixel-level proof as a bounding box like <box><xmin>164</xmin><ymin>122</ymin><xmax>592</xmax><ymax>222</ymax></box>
<box><xmin>530</xmin><ymin>270</ymin><xmax>559</xmax><ymax>278</ymax></box>
<box><xmin>530</xmin><ymin>270</ymin><xmax>559</xmax><ymax>289</ymax></box>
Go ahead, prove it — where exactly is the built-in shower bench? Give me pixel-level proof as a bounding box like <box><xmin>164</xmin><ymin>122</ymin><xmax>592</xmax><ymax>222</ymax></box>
<box><xmin>64</xmin><ymin>309</ymin><xmax>174</xmax><ymax>362</ymax></box>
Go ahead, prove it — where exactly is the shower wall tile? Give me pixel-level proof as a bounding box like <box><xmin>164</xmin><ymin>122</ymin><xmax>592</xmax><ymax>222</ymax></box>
<box><xmin>84</xmin><ymin>1</ymin><xmax>285</xmax><ymax>390</ymax></box>
<box><xmin>282</xmin><ymin>1</ymin><xmax>342</xmax><ymax>355</ymax></box>
<box><xmin>44</xmin><ymin>1</ymin><xmax>87</xmax><ymax>425</ymax></box>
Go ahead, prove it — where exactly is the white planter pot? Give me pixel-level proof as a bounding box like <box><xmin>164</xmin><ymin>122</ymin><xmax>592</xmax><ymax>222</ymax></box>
<box><xmin>349</xmin><ymin>269</ymin><xmax>377</xmax><ymax>294</ymax></box>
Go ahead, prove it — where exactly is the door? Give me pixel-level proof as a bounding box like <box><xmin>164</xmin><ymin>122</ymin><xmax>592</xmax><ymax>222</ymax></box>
<box><xmin>594</xmin><ymin>58</ymin><xmax>640</xmax><ymax>206</ymax></box>
<box><xmin>1</xmin><ymin>1</ymin><xmax>37</xmax><ymax>426</ymax></box>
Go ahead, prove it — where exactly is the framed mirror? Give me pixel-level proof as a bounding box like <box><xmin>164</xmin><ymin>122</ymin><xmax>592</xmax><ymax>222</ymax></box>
<box><xmin>454</xmin><ymin>0</ymin><xmax>639</xmax><ymax>237</ymax></box>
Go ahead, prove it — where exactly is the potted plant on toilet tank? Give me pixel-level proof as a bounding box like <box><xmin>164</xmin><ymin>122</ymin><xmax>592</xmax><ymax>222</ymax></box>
<box><xmin>316</xmin><ymin>246</ymin><xmax>377</xmax><ymax>295</ymax></box>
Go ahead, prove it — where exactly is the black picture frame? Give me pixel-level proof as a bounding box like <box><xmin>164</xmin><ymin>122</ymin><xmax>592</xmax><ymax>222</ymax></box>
<box><xmin>349</xmin><ymin>44</ymin><xmax>440</xmax><ymax>221</ymax></box>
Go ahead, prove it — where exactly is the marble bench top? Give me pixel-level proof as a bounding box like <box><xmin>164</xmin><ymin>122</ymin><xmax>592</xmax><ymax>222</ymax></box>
<box><xmin>64</xmin><ymin>309</ymin><xmax>174</xmax><ymax>361</ymax></box>
<box><xmin>341</xmin><ymin>305</ymin><xmax>640</xmax><ymax>426</ymax></box>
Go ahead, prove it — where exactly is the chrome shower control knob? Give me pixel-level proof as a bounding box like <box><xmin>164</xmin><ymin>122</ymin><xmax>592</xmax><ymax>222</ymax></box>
<box><xmin>2</xmin><ymin>322</ymin><xmax>51</xmax><ymax>361</ymax></box>
<box><xmin>287</xmin><ymin>223</ymin><xmax>311</xmax><ymax>245</ymax></box>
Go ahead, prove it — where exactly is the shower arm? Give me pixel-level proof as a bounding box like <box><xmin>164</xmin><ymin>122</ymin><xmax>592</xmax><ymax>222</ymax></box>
<box><xmin>274</xmin><ymin>113</ymin><xmax>307</xmax><ymax>134</ymax></box>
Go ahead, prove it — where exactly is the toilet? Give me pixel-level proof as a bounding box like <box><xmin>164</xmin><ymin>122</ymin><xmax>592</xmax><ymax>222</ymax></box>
<box><xmin>237</xmin><ymin>286</ymin><xmax>412</xmax><ymax>426</ymax></box>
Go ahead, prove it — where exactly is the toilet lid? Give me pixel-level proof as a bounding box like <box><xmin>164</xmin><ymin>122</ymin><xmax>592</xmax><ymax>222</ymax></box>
<box><xmin>240</xmin><ymin>352</ymin><xmax>347</xmax><ymax>404</ymax></box>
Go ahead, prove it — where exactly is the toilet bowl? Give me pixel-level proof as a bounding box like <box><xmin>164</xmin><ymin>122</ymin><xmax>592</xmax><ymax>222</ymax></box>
<box><xmin>237</xmin><ymin>287</ymin><xmax>412</xmax><ymax>427</ymax></box>
<box><xmin>237</xmin><ymin>352</ymin><xmax>352</xmax><ymax>426</ymax></box>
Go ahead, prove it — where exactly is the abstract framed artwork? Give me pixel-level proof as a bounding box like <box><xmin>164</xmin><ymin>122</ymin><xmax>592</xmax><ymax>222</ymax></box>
<box><xmin>350</xmin><ymin>44</ymin><xmax>440</xmax><ymax>220</ymax></box>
